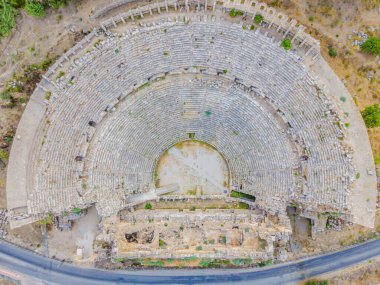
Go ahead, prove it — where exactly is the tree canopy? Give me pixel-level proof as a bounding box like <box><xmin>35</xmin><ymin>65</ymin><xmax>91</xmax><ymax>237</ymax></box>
<box><xmin>362</xmin><ymin>104</ymin><xmax>380</xmax><ymax>128</ymax></box>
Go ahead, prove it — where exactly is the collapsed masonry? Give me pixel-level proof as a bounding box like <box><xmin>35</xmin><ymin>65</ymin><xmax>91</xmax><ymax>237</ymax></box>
<box><xmin>95</xmin><ymin>208</ymin><xmax>291</xmax><ymax>261</ymax></box>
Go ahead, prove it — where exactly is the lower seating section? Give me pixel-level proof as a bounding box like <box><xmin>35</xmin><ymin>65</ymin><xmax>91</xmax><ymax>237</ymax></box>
<box><xmin>86</xmin><ymin>76</ymin><xmax>295</xmax><ymax>215</ymax></box>
<box><xmin>25</xmin><ymin>18</ymin><xmax>352</xmax><ymax>217</ymax></box>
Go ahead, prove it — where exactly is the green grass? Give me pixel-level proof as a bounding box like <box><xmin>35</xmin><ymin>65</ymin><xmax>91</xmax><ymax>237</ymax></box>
<box><xmin>25</xmin><ymin>0</ymin><xmax>46</xmax><ymax>18</ymax></box>
<box><xmin>230</xmin><ymin>190</ymin><xmax>256</xmax><ymax>201</ymax></box>
<box><xmin>0</xmin><ymin>3</ymin><xmax>18</xmax><ymax>38</ymax></box>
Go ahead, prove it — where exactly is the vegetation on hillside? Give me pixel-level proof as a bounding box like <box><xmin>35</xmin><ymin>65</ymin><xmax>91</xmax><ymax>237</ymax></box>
<box><xmin>362</xmin><ymin>104</ymin><xmax>380</xmax><ymax>128</ymax></box>
<box><xmin>0</xmin><ymin>1</ymin><xmax>18</xmax><ymax>38</ymax></box>
<box><xmin>361</xmin><ymin>37</ymin><xmax>380</xmax><ymax>55</ymax></box>
<box><xmin>0</xmin><ymin>0</ymin><xmax>70</xmax><ymax>39</ymax></box>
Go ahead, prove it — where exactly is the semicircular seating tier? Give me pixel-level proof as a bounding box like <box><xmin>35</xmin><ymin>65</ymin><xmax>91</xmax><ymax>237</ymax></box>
<box><xmin>7</xmin><ymin>18</ymin><xmax>355</xmax><ymax>224</ymax></box>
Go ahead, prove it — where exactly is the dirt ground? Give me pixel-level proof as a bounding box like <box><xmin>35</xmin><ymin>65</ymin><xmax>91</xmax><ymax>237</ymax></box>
<box><xmin>156</xmin><ymin>141</ymin><xmax>229</xmax><ymax>195</ymax></box>
<box><xmin>47</xmin><ymin>206</ymin><xmax>99</xmax><ymax>263</ymax></box>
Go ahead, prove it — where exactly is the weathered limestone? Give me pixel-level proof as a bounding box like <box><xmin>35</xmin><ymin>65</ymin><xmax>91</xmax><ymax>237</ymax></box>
<box><xmin>5</xmin><ymin>0</ymin><xmax>376</xmax><ymax>230</ymax></box>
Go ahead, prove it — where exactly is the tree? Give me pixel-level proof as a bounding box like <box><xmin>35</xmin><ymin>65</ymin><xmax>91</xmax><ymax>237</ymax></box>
<box><xmin>281</xmin><ymin>39</ymin><xmax>292</xmax><ymax>51</ymax></box>
<box><xmin>361</xmin><ymin>104</ymin><xmax>380</xmax><ymax>128</ymax></box>
<box><xmin>144</xmin><ymin>203</ymin><xmax>152</xmax><ymax>210</ymax></box>
<box><xmin>361</xmin><ymin>37</ymin><xmax>380</xmax><ymax>55</ymax></box>
<box><xmin>25</xmin><ymin>0</ymin><xmax>45</xmax><ymax>18</ymax></box>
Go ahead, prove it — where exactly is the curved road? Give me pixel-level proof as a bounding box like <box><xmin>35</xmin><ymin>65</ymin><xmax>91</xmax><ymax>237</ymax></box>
<box><xmin>0</xmin><ymin>238</ymin><xmax>380</xmax><ymax>284</ymax></box>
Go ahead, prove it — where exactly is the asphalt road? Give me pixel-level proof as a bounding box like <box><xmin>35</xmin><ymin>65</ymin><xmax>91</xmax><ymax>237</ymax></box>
<box><xmin>0</xmin><ymin>238</ymin><xmax>380</xmax><ymax>285</ymax></box>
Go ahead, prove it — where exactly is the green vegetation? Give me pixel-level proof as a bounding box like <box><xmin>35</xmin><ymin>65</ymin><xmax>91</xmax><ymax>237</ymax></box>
<box><xmin>361</xmin><ymin>37</ymin><xmax>380</xmax><ymax>56</ymax></box>
<box><xmin>205</xmin><ymin>110</ymin><xmax>212</xmax><ymax>116</ymax></box>
<box><xmin>44</xmin><ymin>91</ymin><xmax>51</xmax><ymax>100</ymax></box>
<box><xmin>340</xmin><ymin>96</ymin><xmax>347</xmax><ymax>102</ymax></box>
<box><xmin>159</xmin><ymin>239</ymin><xmax>166</xmax><ymax>248</ymax></box>
<box><xmin>0</xmin><ymin>2</ymin><xmax>18</xmax><ymax>38</ymax></box>
<box><xmin>304</xmin><ymin>280</ymin><xmax>329</xmax><ymax>285</ymax></box>
<box><xmin>361</xmin><ymin>104</ymin><xmax>380</xmax><ymax>128</ymax></box>
<box><xmin>72</xmin><ymin>207</ymin><xmax>81</xmax><ymax>214</ymax></box>
<box><xmin>229</xmin><ymin>8</ymin><xmax>243</xmax><ymax>18</ymax></box>
<box><xmin>257</xmin><ymin>259</ymin><xmax>273</xmax><ymax>267</ymax></box>
<box><xmin>36</xmin><ymin>212</ymin><xmax>54</xmax><ymax>225</ymax></box>
<box><xmin>356</xmin><ymin>172</ymin><xmax>360</xmax><ymax>179</ymax></box>
<box><xmin>144</xmin><ymin>203</ymin><xmax>152</xmax><ymax>210</ymax></box>
<box><xmin>374</xmin><ymin>156</ymin><xmax>380</xmax><ymax>165</ymax></box>
<box><xmin>328</xmin><ymin>45</ymin><xmax>337</xmax><ymax>58</ymax></box>
<box><xmin>281</xmin><ymin>39</ymin><xmax>292</xmax><ymax>51</ymax></box>
<box><xmin>231</xmin><ymin>258</ymin><xmax>253</xmax><ymax>266</ymax></box>
<box><xmin>237</xmin><ymin>202</ymin><xmax>249</xmax><ymax>209</ymax></box>
<box><xmin>254</xmin><ymin>14</ymin><xmax>263</xmax><ymax>24</ymax></box>
<box><xmin>48</xmin><ymin>0</ymin><xmax>68</xmax><ymax>9</ymax></box>
<box><xmin>199</xmin><ymin>258</ymin><xmax>231</xmax><ymax>268</ymax></box>
<box><xmin>230</xmin><ymin>190</ymin><xmax>256</xmax><ymax>202</ymax></box>
<box><xmin>25</xmin><ymin>0</ymin><xmax>45</xmax><ymax>18</ymax></box>
<box><xmin>56</xmin><ymin>70</ymin><xmax>65</xmax><ymax>79</ymax></box>
<box><xmin>0</xmin><ymin>149</ymin><xmax>9</xmax><ymax>160</ymax></box>
<box><xmin>137</xmin><ymin>82</ymin><xmax>150</xmax><ymax>91</ymax></box>
<box><xmin>1</xmin><ymin>56</ymin><xmax>55</xmax><ymax>108</ymax></box>
<box><xmin>196</xmin><ymin>245</ymin><xmax>203</xmax><ymax>251</ymax></box>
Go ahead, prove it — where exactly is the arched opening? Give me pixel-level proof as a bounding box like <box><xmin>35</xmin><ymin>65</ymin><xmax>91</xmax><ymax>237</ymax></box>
<box><xmin>155</xmin><ymin>140</ymin><xmax>230</xmax><ymax>196</ymax></box>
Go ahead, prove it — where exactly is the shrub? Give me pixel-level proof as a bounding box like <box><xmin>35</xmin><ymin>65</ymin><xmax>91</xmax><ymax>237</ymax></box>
<box><xmin>72</xmin><ymin>207</ymin><xmax>81</xmax><ymax>214</ymax></box>
<box><xmin>304</xmin><ymin>280</ymin><xmax>329</xmax><ymax>285</ymax></box>
<box><xmin>196</xmin><ymin>245</ymin><xmax>203</xmax><ymax>251</ymax></box>
<box><xmin>281</xmin><ymin>39</ymin><xmax>292</xmax><ymax>51</ymax></box>
<box><xmin>229</xmin><ymin>8</ymin><xmax>243</xmax><ymax>18</ymax></box>
<box><xmin>361</xmin><ymin>104</ymin><xmax>380</xmax><ymax>128</ymax></box>
<box><xmin>0</xmin><ymin>92</ymin><xmax>12</xmax><ymax>100</ymax></box>
<box><xmin>0</xmin><ymin>3</ymin><xmax>18</xmax><ymax>38</ymax></box>
<box><xmin>258</xmin><ymin>259</ymin><xmax>273</xmax><ymax>267</ymax></box>
<box><xmin>374</xmin><ymin>156</ymin><xmax>380</xmax><ymax>165</ymax></box>
<box><xmin>0</xmin><ymin>149</ymin><xmax>9</xmax><ymax>160</ymax></box>
<box><xmin>158</xmin><ymin>239</ymin><xmax>166</xmax><ymax>248</ymax></box>
<box><xmin>144</xmin><ymin>203</ymin><xmax>152</xmax><ymax>210</ymax></box>
<box><xmin>56</xmin><ymin>70</ymin><xmax>65</xmax><ymax>79</ymax></box>
<box><xmin>361</xmin><ymin>37</ymin><xmax>380</xmax><ymax>55</ymax></box>
<box><xmin>36</xmin><ymin>213</ymin><xmax>54</xmax><ymax>225</ymax></box>
<box><xmin>48</xmin><ymin>0</ymin><xmax>67</xmax><ymax>9</ymax></box>
<box><xmin>9</xmin><ymin>0</ymin><xmax>25</xmax><ymax>8</ymax></box>
<box><xmin>328</xmin><ymin>45</ymin><xmax>337</xmax><ymax>57</ymax></box>
<box><xmin>25</xmin><ymin>0</ymin><xmax>45</xmax><ymax>18</ymax></box>
<box><xmin>254</xmin><ymin>14</ymin><xmax>263</xmax><ymax>24</ymax></box>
